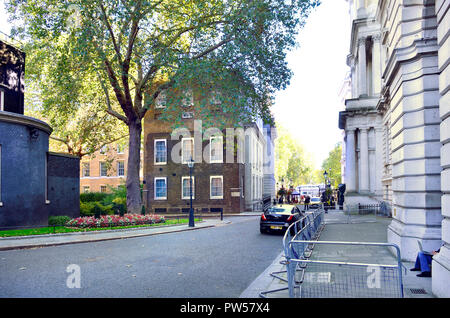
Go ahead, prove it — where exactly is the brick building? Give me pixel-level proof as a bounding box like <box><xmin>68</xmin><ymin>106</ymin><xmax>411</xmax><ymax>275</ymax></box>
<box><xmin>79</xmin><ymin>142</ymin><xmax>143</xmax><ymax>193</ymax></box>
<box><xmin>142</xmin><ymin>88</ymin><xmax>274</xmax><ymax>214</ymax></box>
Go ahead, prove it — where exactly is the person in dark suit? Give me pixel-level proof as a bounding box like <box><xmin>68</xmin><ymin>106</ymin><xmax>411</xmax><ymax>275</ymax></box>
<box><xmin>304</xmin><ymin>195</ymin><xmax>310</xmax><ymax>211</ymax></box>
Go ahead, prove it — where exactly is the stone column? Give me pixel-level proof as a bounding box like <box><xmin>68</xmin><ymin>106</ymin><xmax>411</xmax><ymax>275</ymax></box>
<box><xmin>358</xmin><ymin>37</ymin><xmax>367</xmax><ymax>97</ymax></box>
<box><xmin>372</xmin><ymin>34</ymin><xmax>382</xmax><ymax>95</ymax></box>
<box><xmin>375</xmin><ymin>126</ymin><xmax>384</xmax><ymax>197</ymax></box>
<box><xmin>432</xmin><ymin>0</ymin><xmax>450</xmax><ymax>298</ymax></box>
<box><xmin>345</xmin><ymin>129</ymin><xmax>356</xmax><ymax>193</ymax></box>
<box><xmin>359</xmin><ymin>128</ymin><xmax>369</xmax><ymax>193</ymax></box>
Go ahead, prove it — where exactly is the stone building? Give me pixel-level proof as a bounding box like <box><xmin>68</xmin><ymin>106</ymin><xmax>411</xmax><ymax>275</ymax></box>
<box><xmin>142</xmin><ymin>88</ymin><xmax>272</xmax><ymax>214</ymax></box>
<box><xmin>263</xmin><ymin>123</ymin><xmax>278</xmax><ymax>205</ymax></box>
<box><xmin>339</xmin><ymin>0</ymin><xmax>449</xmax><ymax>297</ymax></box>
<box><xmin>0</xmin><ymin>38</ymin><xmax>80</xmax><ymax>228</ymax></box>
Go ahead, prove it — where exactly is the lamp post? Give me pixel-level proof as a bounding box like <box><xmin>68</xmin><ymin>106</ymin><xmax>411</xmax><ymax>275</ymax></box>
<box><xmin>323</xmin><ymin>170</ymin><xmax>328</xmax><ymax>187</ymax></box>
<box><xmin>187</xmin><ymin>157</ymin><xmax>195</xmax><ymax>227</ymax></box>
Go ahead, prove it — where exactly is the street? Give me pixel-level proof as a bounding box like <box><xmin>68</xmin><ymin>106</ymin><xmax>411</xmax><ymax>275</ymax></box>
<box><xmin>0</xmin><ymin>216</ymin><xmax>283</xmax><ymax>298</ymax></box>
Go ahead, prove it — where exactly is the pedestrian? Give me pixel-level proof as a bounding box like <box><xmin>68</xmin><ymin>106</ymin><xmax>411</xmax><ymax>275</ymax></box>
<box><xmin>304</xmin><ymin>195</ymin><xmax>310</xmax><ymax>211</ymax></box>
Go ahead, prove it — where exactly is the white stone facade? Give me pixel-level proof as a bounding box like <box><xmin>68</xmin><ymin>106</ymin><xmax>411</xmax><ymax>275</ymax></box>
<box><xmin>244</xmin><ymin>122</ymin><xmax>265</xmax><ymax>211</ymax></box>
<box><xmin>263</xmin><ymin>124</ymin><xmax>277</xmax><ymax>202</ymax></box>
<box><xmin>340</xmin><ymin>0</ymin><xmax>449</xmax><ymax>297</ymax></box>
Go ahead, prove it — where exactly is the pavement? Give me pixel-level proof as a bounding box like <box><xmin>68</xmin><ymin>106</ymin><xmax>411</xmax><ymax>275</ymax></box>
<box><xmin>0</xmin><ymin>210</ymin><xmax>435</xmax><ymax>298</ymax></box>
<box><xmin>0</xmin><ymin>213</ymin><xmax>260</xmax><ymax>251</ymax></box>
<box><xmin>240</xmin><ymin>210</ymin><xmax>435</xmax><ymax>298</ymax></box>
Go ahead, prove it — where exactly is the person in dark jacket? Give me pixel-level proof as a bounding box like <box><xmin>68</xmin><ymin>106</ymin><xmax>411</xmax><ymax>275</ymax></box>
<box><xmin>304</xmin><ymin>195</ymin><xmax>310</xmax><ymax>211</ymax></box>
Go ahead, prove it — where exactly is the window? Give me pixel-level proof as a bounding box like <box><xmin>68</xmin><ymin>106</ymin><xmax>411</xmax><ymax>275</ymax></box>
<box><xmin>210</xmin><ymin>90</ymin><xmax>222</xmax><ymax>106</ymax></box>
<box><xmin>100</xmin><ymin>162</ymin><xmax>108</xmax><ymax>177</ymax></box>
<box><xmin>182</xmin><ymin>111</ymin><xmax>194</xmax><ymax>119</ymax></box>
<box><xmin>0</xmin><ymin>90</ymin><xmax>4</xmax><ymax>111</ymax></box>
<box><xmin>100</xmin><ymin>145</ymin><xmax>107</xmax><ymax>154</ymax></box>
<box><xmin>82</xmin><ymin>162</ymin><xmax>90</xmax><ymax>177</ymax></box>
<box><xmin>117</xmin><ymin>161</ymin><xmax>125</xmax><ymax>176</ymax></box>
<box><xmin>210</xmin><ymin>176</ymin><xmax>223</xmax><ymax>199</ymax></box>
<box><xmin>182</xmin><ymin>138</ymin><xmax>194</xmax><ymax>164</ymax></box>
<box><xmin>100</xmin><ymin>185</ymin><xmax>107</xmax><ymax>193</ymax></box>
<box><xmin>210</xmin><ymin>136</ymin><xmax>223</xmax><ymax>163</ymax></box>
<box><xmin>154</xmin><ymin>177</ymin><xmax>167</xmax><ymax>200</ymax></box>
<box><xmin>155</xmin><ymin>90</ymin><xmax>166</xmax><ymax>108</ymax></box>
<box><xmin>182</xmin><ymin>176</ymin><xmax>195</xmax><ymax>199</ymax></box>
<box><xmin>83</xmin><ymin>186</ymin><xmax>90</xmax><ymax>193</ymax></box>
<box><xmin>181</xmin><ymin>89</ymin><xmax>194</xmax><ymax>107</ymax></box>
<box><xmin>117</xmin><ymin>144</ymin><xmax>125</xmax><ymax>154</ymax></box>
<box><xmin>154</xmin><ymin>139</ymin><xmax>167</xmax><ymax>164</ymax></box>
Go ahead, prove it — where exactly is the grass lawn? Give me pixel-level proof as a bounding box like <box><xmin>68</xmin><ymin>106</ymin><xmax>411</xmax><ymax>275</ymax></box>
<box><xmin>0</xmin><ymin>218</ymin><xmax>202</xmax><ymax>238</ymax></box>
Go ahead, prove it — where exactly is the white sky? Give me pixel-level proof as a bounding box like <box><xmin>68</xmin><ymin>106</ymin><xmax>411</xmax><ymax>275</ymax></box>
<box><xmin>272</xmin><ymin>0</ymin><xmax>351</xmax><ymax>169</ymax></box>
<box><xmin>0</xmin><ymin>0</ymin><xmax>351</xmax><ymax>169</ymax></box>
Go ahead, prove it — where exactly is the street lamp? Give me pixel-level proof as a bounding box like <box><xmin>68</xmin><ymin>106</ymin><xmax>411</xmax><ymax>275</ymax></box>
<box><xmin>323</xmin><ymin>170</ymin><xmax>328</xmax><ymax>186</ymax></box>
<box><xmin>187</xmin><ymin>157</ymin><xmax>195</xmax><ymax>227</ymax></box>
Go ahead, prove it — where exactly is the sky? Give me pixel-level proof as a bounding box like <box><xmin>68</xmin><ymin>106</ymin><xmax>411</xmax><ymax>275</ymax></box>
<box><xmin>271</xmin><ymin>0</ymin><xmax>351</xmax><ymax>169</ymax></box>
<box><xmin>0</xmin><ymin>0</ymin><xmax>351</xmax><ymax>169</ymax></box>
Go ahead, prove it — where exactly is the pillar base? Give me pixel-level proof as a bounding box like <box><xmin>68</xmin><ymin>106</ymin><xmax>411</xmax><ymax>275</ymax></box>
<box><xmin>387</xmin><ymin>218</ymin><xmax>442</xmax><ymax>261</ymax></box>
<box><xmin>343</xmin><ymin>192</ymin><xmax>381</xmax><ymax>211</ymax></box>
<box><xmin>432</xmin><ymin>247</ymin><xmax>450</xmax><ymax>297</ymax></box>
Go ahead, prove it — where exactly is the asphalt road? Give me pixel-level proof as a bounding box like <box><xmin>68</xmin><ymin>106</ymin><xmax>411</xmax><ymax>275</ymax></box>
<box><xmin>0</xmin><ymin>216</ymin><xmax>284</xmax><ymax>298</ymax></box>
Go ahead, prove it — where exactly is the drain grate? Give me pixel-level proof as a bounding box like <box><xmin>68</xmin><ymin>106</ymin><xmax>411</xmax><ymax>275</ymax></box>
<box><xmin>409</xmin><ymin>288</ymin><xmax>427</xmax><ymax>295</ymax></box>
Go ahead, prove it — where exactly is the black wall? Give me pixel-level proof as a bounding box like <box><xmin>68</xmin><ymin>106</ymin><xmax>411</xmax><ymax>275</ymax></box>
<box><xmin>47</xmin><ymin>153</ymin><xmax>80</xmax><ymax>219</ymax></box>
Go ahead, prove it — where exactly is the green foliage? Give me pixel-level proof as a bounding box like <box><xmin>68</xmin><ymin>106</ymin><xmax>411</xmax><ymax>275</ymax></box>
<box><xmin>275</xmin><ymin>124</ymin><xmax>316</xmax><ymax>186</ymax></box>
<box><xmin>80</xmin><ymin>186</ymin><xmax>129</xmax><ymax>217</ymax></box>
<box><xmin>48</xmin><ymin>215</ymin><xmax>72</xmax><ymax>226</ymax></box>
<box><xmin>80</xmin><ymin>192</ymin><xmax>109</xmax><ymax>203</ymax></box>
<box><xmin>321</xmin><ymin>142</ymin><xmax>342</xmax><ymax>188</ymax></box>
<box><xmin>7</xmin><ymin>0</ymin><xmax>321</xmax><ymax>212</ymax></box>
<box><xmin>80</xmin><ymin>201</ymin><xmax>114</xmax><ymax>217</ymax></box>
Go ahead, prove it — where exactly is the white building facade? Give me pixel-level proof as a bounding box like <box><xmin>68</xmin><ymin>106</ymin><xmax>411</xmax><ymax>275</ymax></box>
<box><xmin>339</xmin><ymin>0</ymin><xmax>449</xmax><ymax>297</ymax></box>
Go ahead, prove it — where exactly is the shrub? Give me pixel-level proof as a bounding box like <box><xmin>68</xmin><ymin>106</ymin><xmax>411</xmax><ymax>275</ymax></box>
<box><xmin>80</xmin><ymin>192</ymin><xmax>109</xmax><ymax>203</ymax></box>
<box><xmin>112</xmin><ymin>197</ymin><xmax>127</xmax><ymax>216</ymax></box>
<box><xmin>80</xmin><ymin>201</ymin><xmax>114</xmax><ymax>217</ymax></box>
<box><xmin>48</xmin><ymin>216</ymin><xmax>72</xmax><ymax>226</ymax></box>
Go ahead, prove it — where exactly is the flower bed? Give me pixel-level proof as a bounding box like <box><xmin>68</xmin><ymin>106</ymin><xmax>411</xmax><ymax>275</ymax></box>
<box><xmin>66</xmin><ymin>214</ymin><xmax>165</xmax><ymax>228</ymax></box>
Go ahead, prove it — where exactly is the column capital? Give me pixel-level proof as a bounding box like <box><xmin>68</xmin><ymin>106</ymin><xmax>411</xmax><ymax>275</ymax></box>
<box><xmin>357</xmin><ymin>37</ymin><xmax>367</xmax><ymax>47</ymax></box>
<box><xmin>372</xmin><ymin>33</ymin><xmax>382</xmax><ymax>42</ymax></box>
<box><xmin>360</xmin><ymin>127</ymin><xmax>368</xmax><ymax>133</ymax></box>
<box><xmin>346</xmin><ymin>128</ymin><xmax>356</xmax><ymax>134</ymax></box>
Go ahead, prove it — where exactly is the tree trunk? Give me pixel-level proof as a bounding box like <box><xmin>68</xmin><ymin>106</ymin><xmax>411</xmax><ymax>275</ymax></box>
<box><xmin>126</xmin><ymin>118</ymin><xmax>143</xmax><ymax>214</ymax></box>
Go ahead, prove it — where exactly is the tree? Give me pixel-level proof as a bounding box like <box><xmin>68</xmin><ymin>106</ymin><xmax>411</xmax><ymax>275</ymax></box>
<box><xmin>275</xmin><ymin>124</ymin><xmax>315</xmax><ymax>186</ymax></box>
<box><xmin>321</xmin><ymin>142</ymin><xmax>342</xmax><ymax>188</ymax></box>
<box><xmin>7</xmin><ymin>0</ymin><xmax>320</xmax><ymax>213</ymax></box>
<box><xmin>17</xmin><ymin>31</ymin><xmax>129</xmax><ymax>157</ymax></box>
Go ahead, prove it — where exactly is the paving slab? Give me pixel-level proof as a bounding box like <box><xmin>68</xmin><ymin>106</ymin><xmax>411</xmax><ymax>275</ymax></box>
<box><xmin>241</xmin><ymin>210</ymin><xmax>435</xmax><ymax>298</ymax></box>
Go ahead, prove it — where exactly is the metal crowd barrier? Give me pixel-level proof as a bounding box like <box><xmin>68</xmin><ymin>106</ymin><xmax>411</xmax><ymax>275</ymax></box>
<box><xmin>288</xmin><ymin>241</ymin><xmax>404</xmax><ymax>298</ymax></box>
<box><xmin>337</xmin><ymin>204</ymin><xmax>380</xmax><ymax>224</ymax></box>
<box><xmin>259</xmin><ymin>207</ymin><xmax>325</xmax><ymax>298</ymax></box>
<box><xmin>259</xmin><ymin>204</ymin><xmax>405</xmax><ymax>298</ymax></box>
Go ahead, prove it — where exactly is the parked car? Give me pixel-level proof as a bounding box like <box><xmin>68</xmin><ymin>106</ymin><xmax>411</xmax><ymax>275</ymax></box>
<box><xmin>260</xmin><ymin>205</ymin><xmax>304</xmax><ymax>234</ymax></box>
<box><xmin>310</xmin><ymin>197</ymin><xmax>321</xmax><ymax>209</ymax></box>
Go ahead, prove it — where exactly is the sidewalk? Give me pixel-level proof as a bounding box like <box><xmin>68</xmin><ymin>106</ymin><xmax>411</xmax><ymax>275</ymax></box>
<box><xmin>0</xmin><ymin>218</ymin><xmax>232</xmax><ymax>251</ymax></box>
<box><xmin>240</xmin><ymin>210</ymin><xmax>435</xmax><ymax>298</ymax></box>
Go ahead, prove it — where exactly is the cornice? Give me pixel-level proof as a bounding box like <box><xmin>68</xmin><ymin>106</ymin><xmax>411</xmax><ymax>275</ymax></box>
<box><xmin>0</xmin><ymin>111</ymin><xmax>52</xmax><ymax>135</ymax></box>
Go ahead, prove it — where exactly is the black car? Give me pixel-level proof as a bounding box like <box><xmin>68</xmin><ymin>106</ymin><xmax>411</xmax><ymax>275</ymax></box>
<box><xmin>260</xmin><ymin>205</ymin><xmax>304</xmax><ymax>234</ymax></box>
